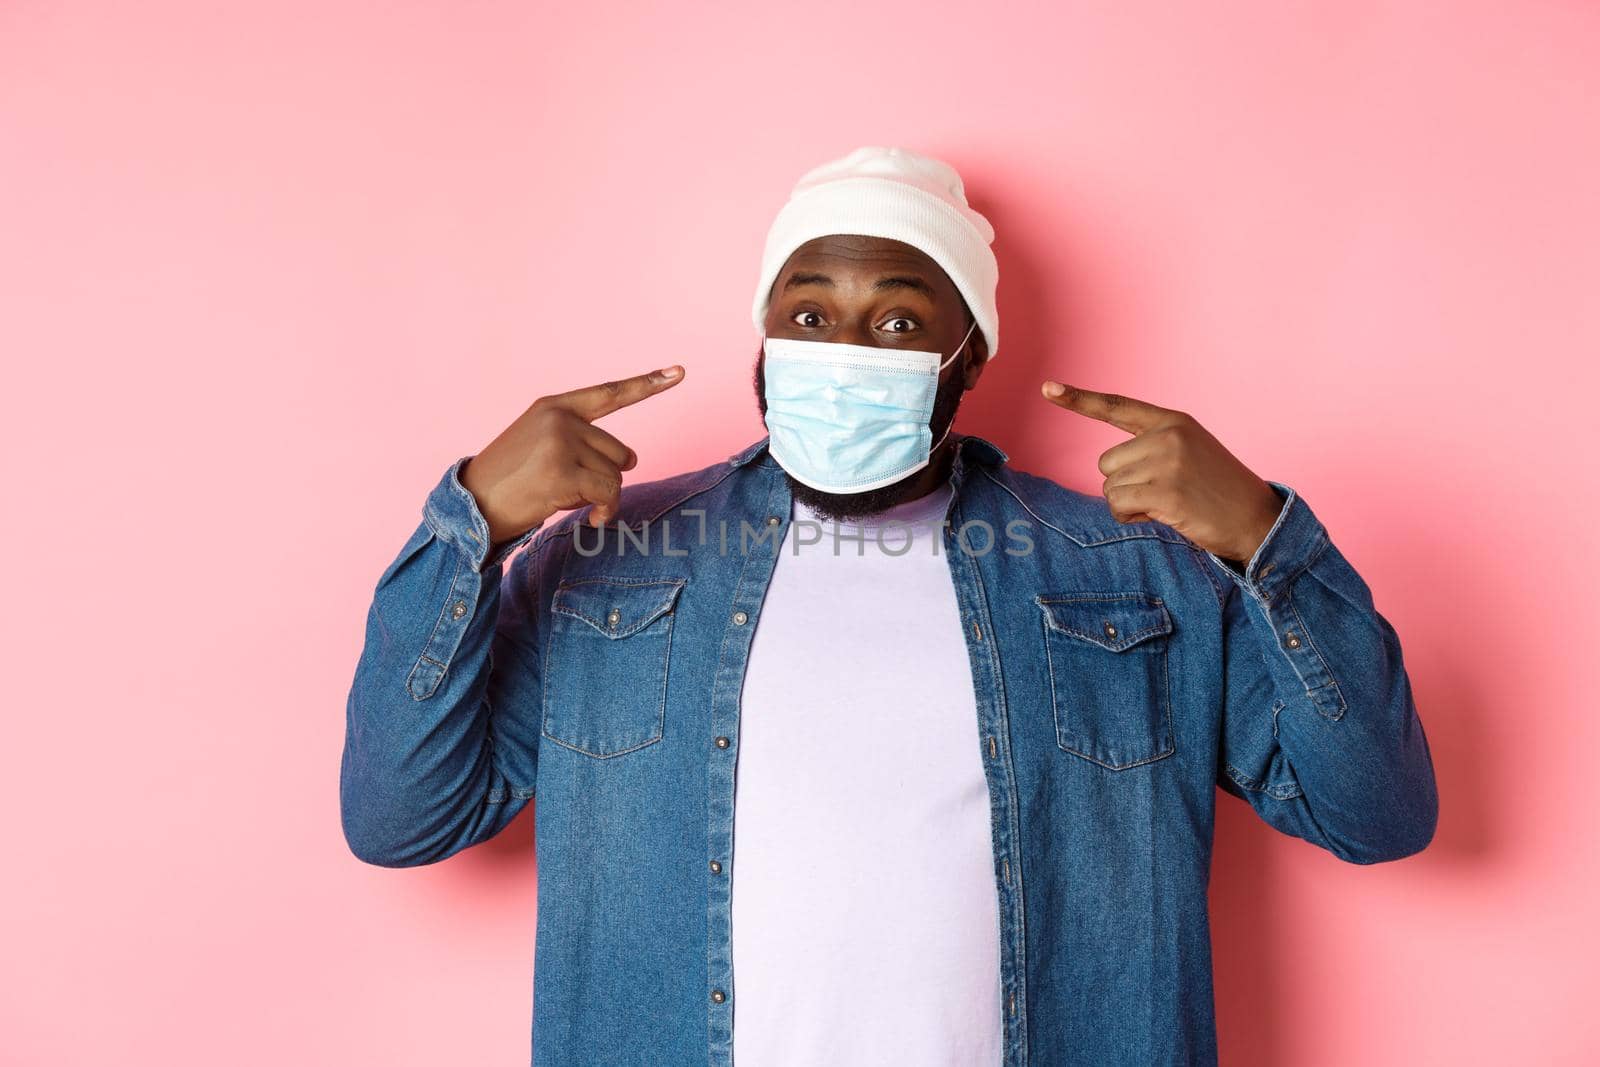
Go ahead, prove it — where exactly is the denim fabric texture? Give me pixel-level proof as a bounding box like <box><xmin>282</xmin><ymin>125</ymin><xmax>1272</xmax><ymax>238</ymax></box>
<box><xmin>340</xmin><ymin>433</ymin><xmax>1439</xmax><ymax>1066</ymax></box>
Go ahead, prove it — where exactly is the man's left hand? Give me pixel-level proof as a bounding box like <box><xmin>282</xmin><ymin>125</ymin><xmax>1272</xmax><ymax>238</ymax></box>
<box><xmin>1041</xmin><ymin>380</ymin><xmax>1284</xmax><ymax>565</ymax></box>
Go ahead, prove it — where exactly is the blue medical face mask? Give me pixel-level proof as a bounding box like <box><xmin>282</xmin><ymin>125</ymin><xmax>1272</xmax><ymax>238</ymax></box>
<box><xmin>760</xmin><ymin>317</ymin><xmax>979</xmax><ymax>495</ymax></box>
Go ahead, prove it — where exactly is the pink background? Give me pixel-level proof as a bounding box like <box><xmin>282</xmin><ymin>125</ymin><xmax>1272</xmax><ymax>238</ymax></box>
<box><xmin>3</xmin><ymin>2</ymin><xmax>1597</xmax><ymax>1063</ymax></box>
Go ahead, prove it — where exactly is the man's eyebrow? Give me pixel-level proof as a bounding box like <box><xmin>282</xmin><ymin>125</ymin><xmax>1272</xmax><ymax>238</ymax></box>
<box><xmin>781</xmin><ymin>272</ymin><xmax>936</xmax><ymax>298</ymax></box>
<box><xmin>782</xmin><ymin>271</ymin><xmax>834</xmax><ymax>291</ymax></box>
<box><xmin>870</xmin><ymin>274</ymin><xmax>936</xmax><ymax>299</ymax></box>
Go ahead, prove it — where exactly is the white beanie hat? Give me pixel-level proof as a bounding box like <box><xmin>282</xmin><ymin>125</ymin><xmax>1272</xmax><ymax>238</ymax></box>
<box><xmin>751</xmin><ymin>145</ymin><xmax>1000</xmax><ymax>359</ymax></box>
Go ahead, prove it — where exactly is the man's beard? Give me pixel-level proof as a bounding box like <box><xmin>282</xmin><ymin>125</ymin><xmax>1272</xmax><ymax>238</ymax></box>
<box><xmin>752</xmin><ymin>347</ymin><xmax>967</xmax><ymax>522</ymax></box>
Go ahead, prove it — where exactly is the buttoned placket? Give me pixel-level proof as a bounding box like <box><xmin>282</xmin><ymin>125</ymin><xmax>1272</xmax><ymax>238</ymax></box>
<box><xmin>703</xmin><ymin>468</ymin><xmax>792</xmax><ymax>1064</ymax></box>
<box><xmin>941</xmin><ymin>445</ymin><xmax>1030</xmax><ymax>1065</ymax></box>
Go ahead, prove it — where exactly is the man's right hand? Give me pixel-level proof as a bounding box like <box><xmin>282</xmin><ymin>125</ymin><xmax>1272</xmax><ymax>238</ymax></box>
<box><xmin>460</xmin><ymin>365</ymin><xmax>685</xmax><ymax>544</ymax></box>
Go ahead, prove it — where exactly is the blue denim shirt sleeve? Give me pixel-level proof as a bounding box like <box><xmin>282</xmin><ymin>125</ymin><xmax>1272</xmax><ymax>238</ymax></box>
<box><xmin>424</xmin><ymin>455</ymin><xmax>543</xmax><ymax>574</ymax></box>
<box><xmin>1206</xmin><ymin>482</ymin><xmax>1440</xmax><ymax>864</ymax></box>
<box><xmin>339</xmin><ymin>457</ymin><xmax>546</xmax><ymax>867</ymax></box>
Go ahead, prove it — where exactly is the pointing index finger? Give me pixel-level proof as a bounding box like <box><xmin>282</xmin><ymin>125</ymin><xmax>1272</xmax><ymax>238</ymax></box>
<box><xmin>555</xmin><ymin>365</ymin><xmax>685</xmax><ymax>422</ymax></box>
<box><xmin>1041</xmin><ymin>381</ymin><xmax>1170</xmax><ymax>434</ymax></box>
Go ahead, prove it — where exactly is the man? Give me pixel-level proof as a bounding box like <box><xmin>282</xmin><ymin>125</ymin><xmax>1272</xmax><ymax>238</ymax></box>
<box><xmin>341</xmin><ymin>146</ymin><xmax>1439</xmax><ymax>1066</ymax></box>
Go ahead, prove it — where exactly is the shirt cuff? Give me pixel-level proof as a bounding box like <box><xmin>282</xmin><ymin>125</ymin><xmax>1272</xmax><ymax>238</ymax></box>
<box><xmin>421</xmin><ymin>456</ymin><xmax>542</xmax><ymax>574</ymax></box>
<box><xmin>1204</xmin><ymin>481</ymin><xmax>1330</xmax><ymax>605</ymax></box>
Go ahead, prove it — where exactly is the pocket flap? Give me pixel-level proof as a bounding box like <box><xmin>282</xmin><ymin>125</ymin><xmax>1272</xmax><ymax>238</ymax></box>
<box><xmin>552</xmin><ymin>578</ymin><xmax>685</xmax><ymax>638</ymax></box>
<box><xmin>1036</xmin><ymin>593</ymin><xmax>1172</xmax><ymax>651</ymax></box>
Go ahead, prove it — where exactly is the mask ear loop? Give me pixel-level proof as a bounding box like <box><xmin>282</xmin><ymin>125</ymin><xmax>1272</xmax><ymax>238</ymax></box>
<box><xmin>937</xmin><ymin>316</ymin><xmax>980</xmax><ymax>372</ymax></box>
<box><xmin>928</xmin><ymin>316</ymin><xmax>980</xmax><ymax>453</ymax></box>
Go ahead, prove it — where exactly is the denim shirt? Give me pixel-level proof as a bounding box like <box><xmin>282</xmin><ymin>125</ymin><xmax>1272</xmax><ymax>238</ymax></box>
<box><xmin>340</xmin><ymin>432</ymin><xmax>1439</xmax><ymax>1067</ymax></box>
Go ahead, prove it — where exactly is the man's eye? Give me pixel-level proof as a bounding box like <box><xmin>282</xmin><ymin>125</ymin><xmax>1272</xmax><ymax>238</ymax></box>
<box><xmin>790</xmin><ymin>310</ymin><xmax>825</xmax><ymax>327</ymax></box>
<box><xmin>882</xmin><ymin>317</ymin><xmax>918</xmax><ymax>333</ymax></box>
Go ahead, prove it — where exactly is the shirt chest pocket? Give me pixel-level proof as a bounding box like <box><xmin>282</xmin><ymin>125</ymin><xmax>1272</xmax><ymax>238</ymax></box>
<box><xmin>1035</xmin><ymin>593</ymin><xmax>1176</xmax><ymax>770</ymax></box>
<box><xmin>541</xmin><ymin>577</ymin><xmax>685</xmax><ymax>759</ymax></box>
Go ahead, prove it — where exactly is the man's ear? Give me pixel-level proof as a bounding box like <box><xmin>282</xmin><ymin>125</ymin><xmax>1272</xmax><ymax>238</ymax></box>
<box><xmin>962</xmin><ymin>330</ymin><xmax>990</xmax><ymax>390</ymax></box>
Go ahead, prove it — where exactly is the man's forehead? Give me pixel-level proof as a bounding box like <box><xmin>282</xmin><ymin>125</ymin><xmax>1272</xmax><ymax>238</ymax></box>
<box><xmin>778</xmin><ymin>235</ymin><xmax>955</xmax><ymax>294</ymax></box>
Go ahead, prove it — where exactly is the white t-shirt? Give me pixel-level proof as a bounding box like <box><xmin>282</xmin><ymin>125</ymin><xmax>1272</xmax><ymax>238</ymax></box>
<box><xmin>731</xmin><ymin>482</ymin><xmax>1003</xmax><ymax>1066</ymax></box>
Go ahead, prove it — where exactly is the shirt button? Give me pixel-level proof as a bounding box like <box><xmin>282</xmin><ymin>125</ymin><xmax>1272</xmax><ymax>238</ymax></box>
<box><xmin>1103</xmin><ymin>621</ymin><xmax>1118</xmax><ymax>640</ymax></box>
<box><xmin>451</xmin><ymin>600</ymin><xmax>467</xmax><ymax>619</ymax></box>
<box><xmin>1285</xmin><ymin>632</ymin><xmax>1302</xmax><ymax>649</ymax></box>
<box><xmin>711</xmin><ymin>989</ymin><xmax>726</xmax><ymax>1004</ymax></box>
<box><xmin>709</xmin><ymin>859</ymin><xmax>722</xmax><ymax>874</ymax></box>
<box><xmin>715</xmin><ymin>735</ymin><xmax>731</xmax><ymax>749</ymax></box>
<box><xmin>767</xmin><ymin>515</ymin><xmax>781</xmax><ymax>526</ymax></box>
<box><xmin>732</xmin><ymin>610</ymin><xmax>748</xmax><ymax>625</ymax></box>
<box><xmin>607</xmin><ymin>608</ymin><xmax>621</xmax><ymax>627</ymax></box>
